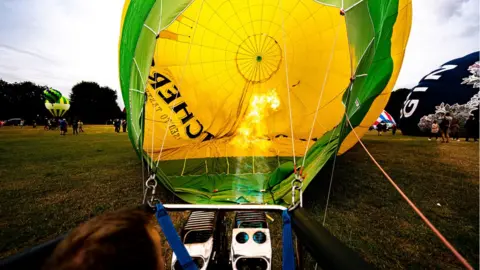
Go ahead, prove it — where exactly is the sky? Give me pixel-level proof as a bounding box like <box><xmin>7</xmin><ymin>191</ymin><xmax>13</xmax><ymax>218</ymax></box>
<box><xmin>0</xmin><ymin>0</ymin><xmax>479</xmax><ymax>108</ymax></box>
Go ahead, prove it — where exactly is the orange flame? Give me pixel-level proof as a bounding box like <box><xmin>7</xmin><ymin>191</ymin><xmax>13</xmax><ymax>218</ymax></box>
<box><xmin>231</xmin><ymin>88</ymin><xmax>280</xmax><ymax>150</ymax></box>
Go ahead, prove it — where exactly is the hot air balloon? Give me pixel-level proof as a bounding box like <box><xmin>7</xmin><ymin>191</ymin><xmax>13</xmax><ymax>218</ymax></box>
<box><xmin>119</xmin><ymin>0</ymin><xmax>412</xmax><ymax>205</ymax></box>
<box><xmin>372</xmin><ymin>110</ymin><xmax>396</xmax><ymax>128</ymax></box>
<box><xmin>0</xmin><ymin>1</ymin><xmax>415</xmax><ymax>269</ymax></box>
<box><xmin>400</xmin><ymin>52</ymin><xmax>480</xmax><ymax>135</ymax></box>
<box><xmin>45</xmin><ymin>96</ymin><xmax>70</xmax><ymax>117</ymax></box>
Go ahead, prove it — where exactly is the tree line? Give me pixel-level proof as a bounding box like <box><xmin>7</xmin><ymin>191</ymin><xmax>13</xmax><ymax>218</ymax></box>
<box><xmin>0</xmin><ymin>79</ymin><xmax>124</xmax><ymax>124</ymax></box>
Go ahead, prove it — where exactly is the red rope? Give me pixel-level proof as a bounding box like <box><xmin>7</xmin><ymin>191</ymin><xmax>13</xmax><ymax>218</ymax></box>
<box><xmin>345</xmin><ymin>116</ymin><xmax>473</xmax><ymax>270</ymax></box>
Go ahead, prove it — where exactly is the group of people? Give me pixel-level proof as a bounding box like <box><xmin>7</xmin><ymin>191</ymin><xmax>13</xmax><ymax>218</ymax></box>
<box><xmin>46</xmin><ymin>118</ymin><xmax>84</xmax><ymax>135</ymax></box>
<box><xmin>429</xmin><ymin>114</ymin><xmax>478</xmax><ymax>143</ymax></box>
<box><xmin>113</xmin><ymin>119</ymin><xmax>127</xmax><ymax>133</ymax></box>
<box><xmin>375</xmin><ymin>122</ymin><xmax>397</xmax><ymax>136</ymax></box>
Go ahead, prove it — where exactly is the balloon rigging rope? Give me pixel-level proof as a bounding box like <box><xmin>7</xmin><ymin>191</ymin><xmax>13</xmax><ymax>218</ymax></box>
<box><xmin>280</xmin><ymin>0</ymin><xmax>297</xmax><ymax>164</ymax></box>
<box><xmin>322</xmin><ymin>137</ymin><xmax>340</xmax><ymax>225</ymax></box>
<box><xmin>322</xmin><ymin>79</ymin><xmax>353</xmax><ymax>225</ymax></box>
<box><xmin>345</xmin><ymin>115</ymin><xmax>473</xmax><ymax>270</ymax></box>
<box><xmin>154</xmin><ymin>0</ymin><xmax>205</xmax><ymax>170</ymax></box>
<box><xmin>301</xmin><ymin>22</ymin><xmax>340</xmax><ymax>169</ymax></box>
<box><xmin>133</xmin><ymin>59</ymin><xmax>149</xmax><ymax>192</ymax></box>
<box><xmin>148</xmin><ymin>0</ymin><xmax>163</xmax><ymax>175</ymax></box>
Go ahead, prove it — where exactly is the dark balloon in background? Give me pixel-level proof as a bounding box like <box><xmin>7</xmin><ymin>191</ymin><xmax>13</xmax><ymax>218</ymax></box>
<box><xmin>399</xmin><ymin>52</ymin><xmax>479</xmax><ymax>136</ymax></box>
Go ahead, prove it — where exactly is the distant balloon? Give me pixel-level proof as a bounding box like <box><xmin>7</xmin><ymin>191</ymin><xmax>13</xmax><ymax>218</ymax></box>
<box><xmin>45</xmin><ymin>96</ymin><xmax>70</xmax><ymax>117</ymax></box>
<box><xmin>400</xmin><ymin>52</ymin><xmax>480</xmax><ymax>135</ymax></box>
<box><xmin>373</xmin><ymin>110</ymin><xmax>396</xmax><ymax>127</ymax></box>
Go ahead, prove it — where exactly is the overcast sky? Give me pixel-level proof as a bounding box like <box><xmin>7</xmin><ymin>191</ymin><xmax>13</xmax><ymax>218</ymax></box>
<box><xmin>0</xmin><ymin>0</ymin><xmax>478</xmax><ymax>107</ymax></box>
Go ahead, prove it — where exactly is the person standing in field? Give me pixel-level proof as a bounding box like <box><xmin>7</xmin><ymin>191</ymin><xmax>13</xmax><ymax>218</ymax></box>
<box><xmin>465</xmin><ymin>115</ymin><xmax>478</xmax><ymax>142</ymax></box>
<box><xmin>450</xmin><ymin>117</ymin><xmax>460</xmax><ymax>142</ymax></box>
<box><xmin>59</xmin><ymin>119</ymin><xmax>65</xmax><ymax>135</ymax></box>
<box><xmin>429</xmin><ymin>120</ymin><xmax>439</xmax><ymax>141</ymax></box>
<box><xmin>391</xmin><ymin>124</ymin><xmax>397</xmax><ymax>135</ymax></box>
<box><xmin>72</xmin><ymin>120</ymin><xmax>79</xmax><ymax>135</ymax></box>
<box><xmin>20</xmin><ymin>119</ymin><xmax>24</xmax><ymax>128</ymax></box>
<box><xmin>377</xmin><ymin>121</ymin><xmax>385</xmax><ymax>136</ymax></box>
<box><xmin>78</xmin><ymin>120</ymin><xmax>84</xmax><ymax>133</ymax></box>
<box><xmin>115</xmin><ymin>119</ymin><xmax>121</xmax><ymax>133</ymax></box>
<box><xmin>60</xmin><ymin>118</ymin><xmax>68</xmax><ymax>135</ymax></box>
<box><xmin>122</xmin><ymin>119</ymin><xmax>127</xmax><ymax>132</ymax></box>
<box><xmin>440</xmin><ymin>113</ymin><xmax>451</xmax><ymax>143</ymax></box>
<box><xmin>64</xmin><ymin>119</ymin><xmax>68</xmax><ymax>134</ymax></box>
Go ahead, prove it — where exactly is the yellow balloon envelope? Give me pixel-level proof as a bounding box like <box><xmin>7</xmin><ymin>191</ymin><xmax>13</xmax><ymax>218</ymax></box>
<box><xmin>119</xmin><ymin>0</ymin><xmax>412</xmax><ymax>204</ymax></box>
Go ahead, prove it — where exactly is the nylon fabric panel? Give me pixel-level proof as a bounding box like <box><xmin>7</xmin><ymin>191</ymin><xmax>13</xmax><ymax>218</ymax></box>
<box><xmin>122</xmin><ymin>0</ymin><xmax>193</xmax><ymax>153</ymax></box>
<box><xmin>339</xmin><ymin>0</ymin><xmax>412</xmax><ymax>154</ymax></box>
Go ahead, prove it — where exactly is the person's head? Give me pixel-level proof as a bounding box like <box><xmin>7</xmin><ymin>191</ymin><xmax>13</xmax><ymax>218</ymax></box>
<box><xmin>433</xmin><ymin>120</ymin><xmax>437</xmax><ymax>124</ymax></box>
<box><xmin>43</xmin><ymin>208</ymin><xmax>165</xmax><ymax>270</ymax></box>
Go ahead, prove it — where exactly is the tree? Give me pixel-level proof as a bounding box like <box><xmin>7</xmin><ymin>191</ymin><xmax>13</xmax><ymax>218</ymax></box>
<box><xmin>0</xmin><ymin>79</ymin><xmax>46</xmax><ymax>122</ymax></box>
<box><xmin>69</xmin><ymin>81</ymin><xmax>122</xmax><ymax>124</ymax></box>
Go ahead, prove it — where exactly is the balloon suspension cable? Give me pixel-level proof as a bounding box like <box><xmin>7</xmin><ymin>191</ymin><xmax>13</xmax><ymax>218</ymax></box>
<box><xmin>322</xmin><ymin>140</ymin><xmax>340</xmax><ymax>225</ymax></box>
<box><xmin>148</xmin><ymin>0</ymin><xmax>163</xmax><ymax>175</ymax></box>
<box><xmin>153</xmin><ymin>0</ymin><xmax>205</xmax><ymax>171</ymax></box>
<box><xmin>345</xmin><ymin>115</ymin><xmax>473</xmax><ymax>270</ymax></box>
<box><xmin>280</xmin><ymin>0</ymin><xmax>297</xmax><ymax>165</ymax></box>
<box><xmin>323</xmin><ymin>75</ymin><xmax>354</xmax><ymax>224</ymax></box>
<box><xmin>301</xmin><ymin>11</ymin><xmax>340</xmax><ymax>170</ymax></box>
<box><xmin>144</xmin><ymin>93</ymin><xmax>151</xmax><ymax>178</ymax></box>
<box><xmin>140</xmin><ymin>93</ymin><xmax>150</xmax><ymax>197</ymax></box>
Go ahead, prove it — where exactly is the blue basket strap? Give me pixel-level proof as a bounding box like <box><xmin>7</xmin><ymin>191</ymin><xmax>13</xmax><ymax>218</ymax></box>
<box><xmin>155</xmin><ymin>203</ymin><xmax>198</xmax><ymax>270</ymax></box>
<box><xmin>282</xmin><ymin>210</ymin><xmax>295</xmax><ymax>270</ymax></box>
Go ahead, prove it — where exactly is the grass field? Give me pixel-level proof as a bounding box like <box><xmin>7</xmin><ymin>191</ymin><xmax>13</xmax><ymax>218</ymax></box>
<box><xmin>0</xmin><ymin>125</ymin><xmax>478</xmax><ymax>269</ymax></box>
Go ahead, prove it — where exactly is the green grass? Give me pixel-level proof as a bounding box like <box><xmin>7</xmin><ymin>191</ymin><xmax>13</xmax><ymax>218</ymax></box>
<box><xmin>0</xmin><ymin>126</ymin><xmax>478</xmax><ymax>269</ymax></box>
<box><xmin>303</xmin><ymin>133</ymin><xmax>479</xmax><ymax>269</ymax></box>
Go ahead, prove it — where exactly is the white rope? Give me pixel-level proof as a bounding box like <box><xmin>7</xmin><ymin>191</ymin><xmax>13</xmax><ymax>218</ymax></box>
<box><xmin>130</xmin><ymin>88</ymin><xmax>144</xmax><ymax>94</ymax></box>
<box><xmin>280</xmin><ymin>0</ymin><xmax>297</xmax><ymax>165</ymax></box>
<box><xmin>344</xmin><ymin>0</ymin><xmax>364</xmax><ymax>12</ymax></box>
<box><xmin>149</xmin><ymin>0</ymin><xmax>164</xmax><ymax>174</ymax></box>
<box><xmin>321</xmin><ymin>13</ymin><xmax>375</xmax><ymax>225</ymax></box>
<box><xmin>133</xmin><ymin>56</ymin><xmax>151</xmax><ymax>187</ymax></box>
<box><xmin>143</xmin><ymin>24</ymin><xmax>156</xmax><ymax>35</ymax></box>
<box><xmin>181</xmin><ymin>151</ymin><xmax>188</xmax><ymax>176</ymax></box>
<box><xmin>322</xmin><ymin>82</ymin><xmax>353</xmax><ymax>225</ymax></box>
<box><xmin>301</xmin><ymin>22</ymin><xmax>340</xmax><ymax>169</ymax></box>
<box><xmin>322</xmin><ymin>144</ymin><xmax>339</xmax><ymax>225</ymax></box>
<box><xmin>154</xmin><ymin>0</ymin><xmax>205</xmax><ymax>169</ymax></box>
